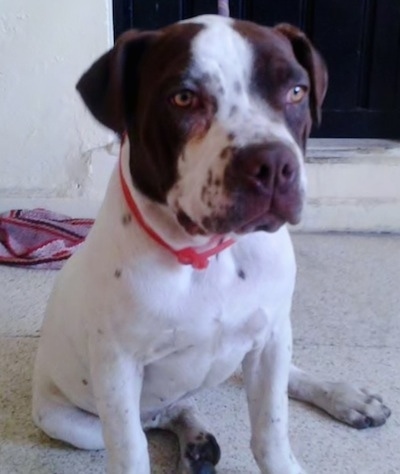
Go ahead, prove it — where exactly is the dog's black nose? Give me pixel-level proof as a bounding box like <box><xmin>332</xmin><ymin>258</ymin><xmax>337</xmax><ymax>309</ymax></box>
<box><xmin>229</xmin><ymin>142</ymin><xmax>299</xmax><ymax>194</ymax></box>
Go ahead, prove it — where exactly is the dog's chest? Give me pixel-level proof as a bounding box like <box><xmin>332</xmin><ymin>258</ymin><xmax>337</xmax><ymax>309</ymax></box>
<box><xmin>115</xmin><ymin>238</ymin><xmax>294</xmax><ymax>411</ymax></box>
<box><xmin>140</xmin><ymin>303</ymin><xmax>269</xmax><ymax>411</ymax></box>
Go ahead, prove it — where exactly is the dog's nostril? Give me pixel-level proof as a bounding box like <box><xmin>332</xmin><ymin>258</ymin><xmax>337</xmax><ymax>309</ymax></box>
<box><xmin>281</xmin><ymin>163</ymin><xmax>294</xmax><ymax>180</ymax></box>
<box><xmin>255</xmin><ymin>164</ymin><xmax>270</xmax><ymax>182</ymax></box>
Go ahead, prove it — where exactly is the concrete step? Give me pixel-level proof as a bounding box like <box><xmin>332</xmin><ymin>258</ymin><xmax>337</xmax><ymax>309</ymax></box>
<box><xmin>297</xmin><ymin>139</ymin><xmax>400</xmax><ymax>232</ymax></box>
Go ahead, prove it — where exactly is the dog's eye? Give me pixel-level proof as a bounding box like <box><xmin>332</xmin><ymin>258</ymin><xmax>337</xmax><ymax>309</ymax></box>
<box><xmin>286</xmin><ymin>86</ymin><xmax>307</xmax><ymax>104</ymax></box>
<box><xmin>171</xmin><ymin>90</ymin><xmax>198</xmax><ymax>108</ymax></box>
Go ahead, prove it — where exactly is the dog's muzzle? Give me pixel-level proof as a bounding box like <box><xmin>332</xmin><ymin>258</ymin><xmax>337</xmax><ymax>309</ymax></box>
<box><xmin>204</xmin><ymin>142</ymin><xmax>304</xmax><ymax>234</ymax></box>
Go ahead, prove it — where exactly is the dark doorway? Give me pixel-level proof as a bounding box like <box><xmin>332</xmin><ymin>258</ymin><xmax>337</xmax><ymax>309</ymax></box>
<box><xmin>113</xmin><ymin>0</ymin><xmax>400</xmax><ymax>138</ymax></box>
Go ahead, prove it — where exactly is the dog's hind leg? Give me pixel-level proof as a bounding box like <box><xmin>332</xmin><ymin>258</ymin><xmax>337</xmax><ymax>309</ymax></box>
<box><xmin>32</xmin><ymin>375</ymin><xmax>104</xmax><ymax>450</ymax></box>
<box><xmin>144</xmin><ymin>401</ymin><xmax>221</xmax><ymax>474</ymax></box>
<box><xmin>288</xmin><ymin>364</ymin><xmax>391</xmax><ymax>429</ymax></box>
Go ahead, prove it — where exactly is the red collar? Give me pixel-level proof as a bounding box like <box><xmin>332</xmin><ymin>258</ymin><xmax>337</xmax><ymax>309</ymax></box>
<box><xmin>118</xmin><ymin>137</ymin><xmax>235</xmax><ymax>270</ymax></box>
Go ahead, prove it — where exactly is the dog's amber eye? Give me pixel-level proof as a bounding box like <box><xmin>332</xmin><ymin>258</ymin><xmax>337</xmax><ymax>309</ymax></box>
<box><xmin>171</xmin><ymin>90</ymin><xmax>198</xmax><ymax>108</ymax></box>
<box><xmin>286</xmin><ymin>86</ymin><xmax>307</xmax><ymax>104</ymax></box>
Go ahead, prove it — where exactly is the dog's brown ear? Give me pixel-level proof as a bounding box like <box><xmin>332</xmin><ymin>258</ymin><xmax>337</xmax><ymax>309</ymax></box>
<box><xmin>76</xmin><ymin>30</ymin><xmax>159</xmax><ymax>134</ymax></box>
<box><xmin>275</xmin><ymin>24</ymin><xmax>328</xmax><ymax>126</ymax></box>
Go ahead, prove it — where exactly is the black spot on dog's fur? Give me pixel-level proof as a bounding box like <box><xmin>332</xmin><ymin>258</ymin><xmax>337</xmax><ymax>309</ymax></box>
<box><xmin>122</xmin><ymin>213</ymin><xmax>132</xmax><ymax>226</ymax></box>
<box><xmin>271</xmin><ymin>417</ymin><xmax>281</xmax><ymax>423</ymax></box>
<box><xmin>220</xmin><ymin>146</ymin><xmax>232</xmax><ymax>160</ymax></box>
<box><xmin>82</xmin><ymin>379</ymin><xmax>88</xmax><ymax>386</ymax></box>
<box><xmin>114</xmin><ymin>269</ymin><xmax>122</xmax><ymax>278</ymax></box>
<box><xmin>238</xmin><ymin>269</ymin><xmax>246</xmax><ymax>280</ymax></box>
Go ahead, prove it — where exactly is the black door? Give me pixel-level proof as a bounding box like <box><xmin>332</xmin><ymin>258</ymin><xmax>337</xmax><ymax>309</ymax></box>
<box><xmin>113</xmin><ymin>0</ymin><xmax>400</xmax><ymax>138</ymax></box>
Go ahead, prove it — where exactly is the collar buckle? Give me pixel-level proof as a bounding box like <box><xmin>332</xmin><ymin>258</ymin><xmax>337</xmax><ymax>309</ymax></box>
<box><xmin>176</xmin><ymin>248</ymin><xmax>210</xmax><ymax>269</ymax></box>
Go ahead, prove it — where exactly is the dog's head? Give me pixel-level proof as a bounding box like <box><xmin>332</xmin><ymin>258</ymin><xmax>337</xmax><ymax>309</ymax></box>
<box><xmin>77</xmin><ymin>15</ymin><xmax>327</xmax><ymax>236</ymax></box>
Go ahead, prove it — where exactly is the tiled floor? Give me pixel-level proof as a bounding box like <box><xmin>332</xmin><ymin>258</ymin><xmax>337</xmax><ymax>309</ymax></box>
<box><xmin>0</xmin><ymin>233</ymin><xmax>399</xmax><ymax>474</ymax></box>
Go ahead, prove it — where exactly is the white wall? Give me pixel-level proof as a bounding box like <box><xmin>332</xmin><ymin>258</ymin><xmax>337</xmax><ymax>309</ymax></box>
<box><xmin>0</xmin><ymin>0</ymin><xmax>115</xmax><ymax>207</ymax></box>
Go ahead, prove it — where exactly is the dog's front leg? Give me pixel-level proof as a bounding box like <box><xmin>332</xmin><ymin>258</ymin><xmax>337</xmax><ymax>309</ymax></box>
<box><xmin>89</xmin><ymin>340</ymin><xmax>149</xmax><ymax>474</ymax></box>
<box><xmin>242</xmin><ymin>311</ymin><xmax>305</xmax><ymax>474</ymax></box>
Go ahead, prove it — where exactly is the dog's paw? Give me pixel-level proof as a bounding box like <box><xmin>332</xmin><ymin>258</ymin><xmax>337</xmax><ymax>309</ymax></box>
<box><xmin>321</xmin><ymin>382</ymin><xmax>391</xmax><ymax>429</ymax></box>
<box><xmin>181</xmin><ymin>432</ymin><xmax>221</xmax><ymax>474</ymax></box>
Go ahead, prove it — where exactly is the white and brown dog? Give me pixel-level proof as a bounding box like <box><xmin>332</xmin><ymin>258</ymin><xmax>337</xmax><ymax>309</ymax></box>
<box><xmin>32</xmin><ymin>15</ymin><xmax>390</xmax><ymax>474</ymax></box>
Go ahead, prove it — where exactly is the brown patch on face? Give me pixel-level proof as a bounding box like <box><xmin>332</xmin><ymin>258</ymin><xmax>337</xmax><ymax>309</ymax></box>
<box><xmin>275</xmin><ymin>23</ymin><xmax>328</xmax><ymax>125</ymax></box>
<box><xmin>214</xmin><ymin>178</ymin><xmax>221</xmax><ymax>186</ymax></box>
<box><xmin>233</xmin><ymin>19</ymin><xmax>327</xmax><ymax>149</ymax></box>
<box><xmin>119</xmin><ymin>22</ymin><xmax>206</xmax><ymax>202</ymax></box>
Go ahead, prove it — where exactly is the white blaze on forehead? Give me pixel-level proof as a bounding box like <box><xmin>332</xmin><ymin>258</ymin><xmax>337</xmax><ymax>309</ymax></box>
<box><xmin>186</xmin><ymin>15</ymin><xmax>254</xmax><ymax>100</ymax></box>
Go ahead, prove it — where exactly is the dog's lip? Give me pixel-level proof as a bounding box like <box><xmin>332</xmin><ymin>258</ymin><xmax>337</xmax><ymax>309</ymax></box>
<box><xmin>176</xmin><ymin>210</ymin><xmax>206</xmax><ymax>236</ymax></box>
<box><xmin>176</xmin><ymin>208</ymin><xmax>294</xmax><ymax>237</ymax></box>
<box><xmin>234</xmin><ymin>212</ymin><xmax>286</xmax><ymax>234</ymax></box>
<box><xmin>234</xmin><ymin>194</ymin><xmax>303</xmax><ymax>234</ymax></box>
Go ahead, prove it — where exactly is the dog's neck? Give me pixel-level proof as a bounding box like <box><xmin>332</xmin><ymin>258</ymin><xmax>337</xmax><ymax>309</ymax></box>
<box><xmin>119</xmin><ymin>137</ymin><xmax>235</xmax><ymax>269</ymax></box>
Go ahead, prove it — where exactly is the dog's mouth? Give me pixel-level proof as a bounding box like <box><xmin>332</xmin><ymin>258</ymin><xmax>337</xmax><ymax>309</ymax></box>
<box><xmin>177</xmin><ymin>210</ymin><xmax>207</xmax><ymax>236</ymax></box>
<box><xmin>234</xmin><ymin>212</ymin><xmax>287</xmax><ymax>234</ymax></box>
<box><xmin>176</xmin><ymin>208</ymin><xmax>296</xmax><ymax>237</ymax></box>
<box><xmin>204</xmin><ymin>211</ymin><xmax>289</xmax><ymax>235</ymax></box>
